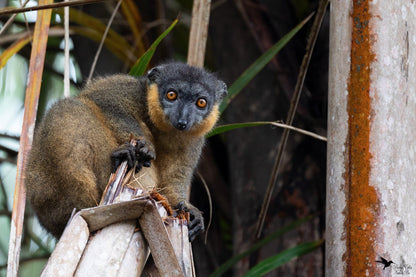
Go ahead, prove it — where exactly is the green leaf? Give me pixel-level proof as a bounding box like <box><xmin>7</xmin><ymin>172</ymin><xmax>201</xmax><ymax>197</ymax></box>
<box><xmin>129</xmin><ymin>19</ymin><xmax>178</xmax><ymax>76</ymax></box>
<box><xmin>209</xmin><ymin>215</ymin><xmax>314</xmax><ymax>277</ymax></box>
<box><xmin>244</xmin><ymin>240</ymin><xmax>323</xmax><ymax>277</ymax></box>
<box><xmin>207</xmin><ymin>122</ymin><xmax>268</xmax><ymax>138</ymax></box>
<box><xmin>219</xmin><ymin>13</ymin><xmax>313</xmax><ymax>113</ymax></box>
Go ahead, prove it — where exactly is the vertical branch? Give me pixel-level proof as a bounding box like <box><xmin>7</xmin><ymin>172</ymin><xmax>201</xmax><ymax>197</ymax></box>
<box><xmin>63</xmin><ymin>0</ymin><xmax>70</xmax><ymax>97</ymax></box>
<box><xmin>6</xmin><ymin>0</ymin><xmax>53</xmax><ymax>276</ymax></box>
<box><xmin>187</xmin><ymin>0</ymin><xmax>211</xmax><ymax>68</ymax></box>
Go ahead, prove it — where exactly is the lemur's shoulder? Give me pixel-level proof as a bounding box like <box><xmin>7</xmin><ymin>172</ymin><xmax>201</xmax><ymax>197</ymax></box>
<box><xmin>79</xmin><ymin>74</ymin><xmax>148</xmax><ymax>104</ymax></box>
<box><xmin>82</xmin><ymin>74</ymin><xmax>144</xmax><ymax>92</ymax></box>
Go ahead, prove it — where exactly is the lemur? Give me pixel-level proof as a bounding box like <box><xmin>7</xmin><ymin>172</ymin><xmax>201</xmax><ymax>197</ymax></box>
<box><xmin>26</xmin><ymin>62</ymin><xmax>227</xmax><ymax>241</ymax></box>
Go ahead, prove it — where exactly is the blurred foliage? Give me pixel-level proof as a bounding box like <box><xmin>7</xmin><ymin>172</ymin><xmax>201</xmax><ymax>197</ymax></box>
<box><xmin>218</xmin><ymin>14</ymin><xmax>312</xmax><ymax>113</ymax></box>
<box><xmin>210</xmin><ymin>215</ymin><xmax>316</xmax><ymax>277</ymax></box>
<box><xmin>243</xmin><ymin>240</ymin><xmax>324</xmax><ymax>277</ymax></box>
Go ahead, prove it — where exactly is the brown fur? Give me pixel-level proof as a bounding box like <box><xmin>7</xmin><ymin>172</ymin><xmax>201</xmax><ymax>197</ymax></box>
<box><xmin>26</xmin><ymin>72</ymin><xmax>219</xmax><ymax>238</ymax></box>
<box><xmin>147</xmin><ymin>84</ymin><xmax>173</xmax><ymax>132</ymax></box>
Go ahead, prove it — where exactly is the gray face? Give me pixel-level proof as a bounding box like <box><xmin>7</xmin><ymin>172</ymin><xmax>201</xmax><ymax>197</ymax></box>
<box><xmin>147</xmin><ymin>62</ymin><xmax>227</xmax><ymax>131</ymax></box>
<box><xmin>159</xmin><ymin>80</ymin><xmax>212</xmax><ymax>130</ymax></box>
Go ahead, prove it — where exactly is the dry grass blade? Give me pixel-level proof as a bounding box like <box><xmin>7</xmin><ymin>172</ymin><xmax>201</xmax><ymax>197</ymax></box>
<box><xmin>69</xmin><ymin>26</ymin><xmax>136</xmax><ymax>64</ymax></box>
<box><xmin>187</xmin><ymin>0</ymin><xmax>211</xmax><ymax>67</ymax></box>
<box><xmin>87</xmin><ymin>0</ymin><xmax>122</xmax><ymax>83</ymax></box>
<box><xmin>208</xmin><ymin>121</ymin><xmax>327</xmax><ymax>141</ymax></box>
<box><xmin>255</xmin><ymin>0</ymin><xmax>329</xmax><ymax>239</ymax></box>
<box><xmin>120</xmin><ymin>0</ymin><xmax>146</xmax><ymax>55</ymax></box>
<box><xmin>0</xmin><ymin>34</ymin><xmax>32</xmax><ymax>69</ymax></box>
<box><xmin>0</xmin><ymin>27</ymin><xmax>73</xmax><ymax>45</ymax></box>
<box><xmin>54</xmin><ymin>8</ymin><xmax>137</xmax><ymax>65</ymax></box>
<box><xmin>6</xmin><ymin>0</ymin><xmax>53</xmax><ymax>275</ymax></box>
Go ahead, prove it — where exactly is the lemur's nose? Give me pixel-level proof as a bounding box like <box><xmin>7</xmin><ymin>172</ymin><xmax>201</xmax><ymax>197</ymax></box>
<box><xmin>175</xmin><ymin>120</ymin><xmax>188</xmax><ymax>130</ymax></box>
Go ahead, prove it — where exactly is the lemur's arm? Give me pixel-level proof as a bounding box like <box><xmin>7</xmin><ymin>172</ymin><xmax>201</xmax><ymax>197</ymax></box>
<box><xmin>81</xmin><ymin>75</ymin><xmax>155</xmax><ymax>172</ymax></box>
<box><xmin>154</xmin><ymin>137</ymin><xmax>205</xmax><ymax>241</ymax></box>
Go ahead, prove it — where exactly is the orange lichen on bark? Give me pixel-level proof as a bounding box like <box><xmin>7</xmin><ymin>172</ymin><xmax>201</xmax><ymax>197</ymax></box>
<box><xmin>345</xmin><ymin>0</ymin><xmax>380</xmax><ymax>276</ymax></box>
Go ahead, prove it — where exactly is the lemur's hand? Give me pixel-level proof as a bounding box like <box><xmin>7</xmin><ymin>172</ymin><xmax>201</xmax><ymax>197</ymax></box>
<box><xmin>175</xmin><ymin>201</ymin><xmax>205</xmax><ymax>242</ymax></box>
<box><xmin>111</xmin><ymin>138</ymin><xmax>155</xmax><ymax>172</ymax></box>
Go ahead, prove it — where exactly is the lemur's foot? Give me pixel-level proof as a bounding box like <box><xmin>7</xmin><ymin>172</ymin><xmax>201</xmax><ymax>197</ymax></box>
<box><xmin>175</xmin><ymin>201</ymin><xmax>205</xmax><ymax>242</ymax></box>
<box><xmin>111</xmin><ymin>138</ymin><xmax>155</xmax><ymax>172</ymax></box>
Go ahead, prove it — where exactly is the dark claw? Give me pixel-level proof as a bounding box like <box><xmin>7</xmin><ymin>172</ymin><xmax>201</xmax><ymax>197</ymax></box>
<box><xmin>135</xmin><ymin>141</ymin><xmax>155</xmax><ymax>172</ymax></box>
<box><xmin>175</xmin><ymin>201</ymin><xmax>204</xmax><ymax>242</ymax></box>
<box><xmin>111</xmin><ymin>143</ymin><xmax>136</xmax><ymax>172</ymax></box>
<box><xmin>111</xmin><ymin>139</ymin><xmax>155</xmax><ymax>172</ymax></box>
<box><xmin>189</xmin><ymin>223</ymin><xmax>204</xmax><ymax>242</ymax></box>
<box><xmin>175</xmin><ymin>201</ymin><xmax>186</xmax><ymax>213</ymax></box>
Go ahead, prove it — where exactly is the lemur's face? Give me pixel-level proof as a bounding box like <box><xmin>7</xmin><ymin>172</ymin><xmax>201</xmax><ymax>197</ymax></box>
<box><xmin>147</xmin><ymin>63</ymin><xmax>227</xmax><ymax>136</ymax></box>
<box><xmin>158</xmin><ymin>80</ymin><xmax>213</xmax><ymax>131</ymax></box>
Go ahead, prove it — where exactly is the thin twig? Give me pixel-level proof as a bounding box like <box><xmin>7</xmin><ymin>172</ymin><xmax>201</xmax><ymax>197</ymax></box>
<box><xmin>0</xmin><ymin>157</ymin><xmax>17</xmax><ymax>164</ymax></box>
<box><xmin>0</xmin><ymin>14</ymin><xmax>18</xmax><ymax>35</ymax></box>
<box><xmin>19</xmin><ymin>0</ymin><xmax>31</xmax><ymax>38</ymax></box>
<box><xmin>63</xmin><ymin>0</ymin><xmax>70</xmax><ymax>97</ymax></box>
<box><xmin>197</xmin><ymin>172</ymin><xmax>213</xmax><ymax>244</ymax></box>
<box><xmin>0</xmin><ymin>0</ymin><xmax>30</xmax><ymax>35</ymax></box>
<box><xmin>0</xmin><ymin>27</ymin><xmax>73</xmax><ymax>45</ymax></box>
<box><xmin>270</xmin><ymin>122</ymin><xmax>326</xmax><ymax>141</ymax></box>
<box><xmin>87</xmin><ymin>0</ymin><xmax>122</xmax><ymax>83</ymax></box>
<box><xmin>0</xmin><ymin>0</ymin><xmax>117</xmax><ymax>17</ymax></box>
<box><xmin>0</xmin><ymin>134</ymin><xmax>20</xmax><ymax>141</ymax></box>
<box><xmin>212</xmin><ymin>121</ymin><xmax>327</xmax><ymax>141</ymax></box>
<box><xmin>254</xmin><ymin>0</ymin><xmax>329</xmax><ymax>239</ymax></box>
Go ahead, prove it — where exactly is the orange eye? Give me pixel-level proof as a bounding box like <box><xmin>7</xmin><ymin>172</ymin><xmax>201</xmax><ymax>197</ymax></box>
<box><xmin>196</xmin><ymin>98</ymin><xmax>207</xmax><ymax>108</ymax></box>
<box><xmin>166</xmin><ymin>90</ymin><xmax>177</xmax><ymax>101</ymax></box>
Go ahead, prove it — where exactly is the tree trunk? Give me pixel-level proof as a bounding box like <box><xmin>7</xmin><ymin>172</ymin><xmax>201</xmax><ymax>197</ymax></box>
<box><xmin>326</xmin><ymin>0</ymin><xmax>416</xmax><ymax>275</ymax></box>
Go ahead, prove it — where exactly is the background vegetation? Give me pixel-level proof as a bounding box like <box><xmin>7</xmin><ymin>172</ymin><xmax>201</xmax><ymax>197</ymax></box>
<box><xmin>0</xmin><ymin>0</ymin><xmax>328</xmax><ymax>275</ymax></box>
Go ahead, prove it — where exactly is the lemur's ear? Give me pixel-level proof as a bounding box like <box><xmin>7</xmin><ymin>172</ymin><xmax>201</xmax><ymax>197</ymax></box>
<box><xmin>147</xmin><ymin>66</ymin><xmax>163</xmax><ymax>83</ymax></box>
<box><xmin>216</xmin><ymin>80</ymin><xmax>228</xmax><ymax>101</ymax></box>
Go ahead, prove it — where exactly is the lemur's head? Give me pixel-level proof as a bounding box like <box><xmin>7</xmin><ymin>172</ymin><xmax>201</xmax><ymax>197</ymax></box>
<box><xmin>146</xmin><ymin>62</ymin><xmax>227</xmax><ymax>136</ymax></box>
